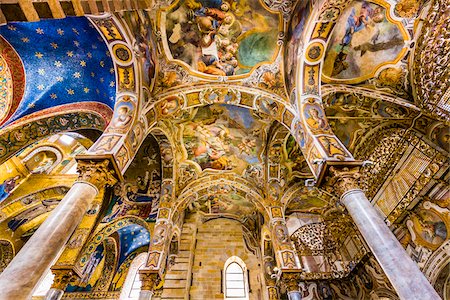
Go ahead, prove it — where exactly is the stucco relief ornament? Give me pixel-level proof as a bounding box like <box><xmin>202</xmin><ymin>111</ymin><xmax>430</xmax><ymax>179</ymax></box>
<box><xmin>242</xmin><ymin>55</ymin><xmax>281</xmax><ymax>87</ymax></box>
<box><xmin>76</xmin><ymin>160</ymin><xmax>118</xmax><ymax>189</ymax></box>
<box><xmin>264</xmin><ymin>0</ymin><xmax>294</xmax><ymax>20</ymax></box>
<box><xmin>326</xmin><ymin>166</ymin><xmax>362</xmax><ymax>197</ymax></box>
<box><xmin>281</xmin><ymin>271</ymin><xmax>302</xmax><ymax>292</ymax></box>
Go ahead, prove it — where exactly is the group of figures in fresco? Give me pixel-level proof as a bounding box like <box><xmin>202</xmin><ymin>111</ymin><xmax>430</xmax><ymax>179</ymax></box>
<box><xmin>165</xmin><ymin>0</ymin><xmax>279</xmax><ymax>76</ymax></box>
<box><xmin>182</xmin><ymin>104</ymin><xmax>264</xmax><ymax>173</ymax></box>
<box><xmin>324</xmin><ymin>1</ymin><xmax>405</xmax><ymax>80</ymax></box>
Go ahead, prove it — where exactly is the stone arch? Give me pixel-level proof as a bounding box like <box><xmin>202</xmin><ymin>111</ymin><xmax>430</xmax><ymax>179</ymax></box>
<box><xmin>0</xmin><ymin>110</ymin><xmax>108</xmax><ymax>165</ymax></box>
<box><xmin>423</xmin><ymin>240</ymin><xmax>450</xmax><ymax>286</ymax></box>
<box><xmin>148</xmin><ymin>127</ymin><xmax>176</xmax><ymax>201</ymax></box>
<box><xmin>0</xmin><ymin>239</ymin><xmax>14</xmax><ymax>272</ymax></box>
<box><xmin>22</xmin><ymin>146</ymin><xmax>63</xmax><ymax>175</ymax></box>
<box><xmin>92</xmin><ymin>237</ymin><xmax>119</xmax><ymax>292</ymax></box>
<box><xmin>173</xmin><ymin>176</ymin><xmax>270</xmax><ymax>222</ymax></box>
<box><xmin>119</xmin><ymin>252</ymin><xmax>148</xmax><ymax>299</ymax></box>
<box><xmin>75</xmin><ymin>217</ymin><xmax>150</xmax><ymax>272</ymax></box>
<box><xmin>81</xmin><ymin>14</ymin><xmax>151</xmax><ymax>174</ymax></box>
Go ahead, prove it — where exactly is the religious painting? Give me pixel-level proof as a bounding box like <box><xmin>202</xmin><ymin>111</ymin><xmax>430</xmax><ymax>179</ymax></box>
<box><xmin>161</xmin><ymin>0</ymin><xmax>280</xmax><ymax>76</ymax></box>
<box><xmin>7</xmin><ymin>199</ymin><xmax>60</xmax><ymax>232</ymax></box>
<box><xmin>23</xmin><ymin>150</ymin><xmax>57</xmax><ymax>174</ymax></box>
<box><xmin>67</xmin><ymin>243</ymin><xmax>105</xmax><ymax>292</ymax></box>
<box><xmin>0</xmin><ymin>175</ymin><xmax>22</xmax><ymax>203</ymax></box>
<box><xmin>118</xmin><ymin>10</ymin><xmax>157</xmax><ymax>89</ymax></box>
<box><xmin>303</xmin><ymin>103</ymin><xmax>331</xmax><ymax>134</ymax></box>
<box><xmin>411</xmin><ymin>209</ymin><xmax>448</xmax><ymax>249</ymax></box>
<box><xmin>102</xmin><ymin>135</ymin><xmax>161</xmax><ymax>222</ymax></box>
<box><xmin>181</xmin><ymin>104</ymin><xmax>264</xmax><ymax>174</ymax></box>
<box><xmin>286</xmin><ymin>195</ymin><xmax>329</xmax><ymax>214</ymax></box>
<box><xmin>110</xmin><ymin>99</ymin><xmax>135</xmax><ymax>130</ymax></box>
<box><xmin>284</xmin><ymin>0</ymin><xmax>313</xmax><ymax>93</ymax></box>
<box><xmin>322</xmin><ymin>1</ymin><xmax>407</xmax><ymax>82</ymax></box>
<box><xmin>283</xmin><ymin>135</ymin><xmax>312</xmax><ymax>178</ymax></box>
<box><xmin>187</xmin><ymin>189</ymin><xmax>255</xmax><ymax>217</ymax></box>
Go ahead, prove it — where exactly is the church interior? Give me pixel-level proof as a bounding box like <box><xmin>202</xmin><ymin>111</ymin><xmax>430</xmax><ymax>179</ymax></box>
<box><xmin>0</xmin><ymin>0</ymin><xmax>448</xmax><ymax>299</ymax></box>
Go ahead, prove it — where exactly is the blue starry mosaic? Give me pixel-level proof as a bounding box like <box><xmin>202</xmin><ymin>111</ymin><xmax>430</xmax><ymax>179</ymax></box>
<box><xmin>0</xmin><ymin>16</ymin><xmax>116</xmax><ymax>126</ymax></box>
<box><xmin>117</xmin><ymin>224</ymin><xmax>150</xmax><ymax>265</ymax></box>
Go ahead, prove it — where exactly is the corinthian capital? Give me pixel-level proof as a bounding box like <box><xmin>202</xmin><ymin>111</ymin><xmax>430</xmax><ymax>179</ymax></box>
<box><xmin>281</xmin><ymin>270</ymin><xmax>302</xmax><ymax>292</ymax></box>
<box><xmin>327</xmin><ymin>166</ymin><xmax>362</xmax><ymax>197</ymax></box>
<box><xmin>139</xmin><ymin>270</ymin><xmax>160</xmax><ymax>291</ymax></box>
<box><xmin>76</xmin><ymin>160</ymin><xmax>117</xmax><ymax>189</ymax></box>
<box><xmin>51</xmin><ymin>268</ymin><xmax>76</xmax><ymax>290</ymax></box>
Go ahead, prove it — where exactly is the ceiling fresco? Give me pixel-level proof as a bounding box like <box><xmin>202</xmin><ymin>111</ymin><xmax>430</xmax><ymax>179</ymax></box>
<box><xmin>117</xmin><ymin>10</ymin><xmax>157</xmax><ymax>91</ymax></box>
<box><xmin>0</xmin><ymin>17</ymin><xmax>116</xmax><ymax>127</ymax></box>
<box><xmin>284</xmin><ymin>0</ymin><xmax>313</xmax><ymax>95</ymax></box>
<box><xmin>160</xmin><ymin>0</ymin><xmax>281</xmax><ymax>77</ymax></box>
<box><xmin>0</xmin><ymin>1</ymin><xmax>448</xmax><ymax>298</ymax></box>
<box><xmin>322</xmin><ymin>0</ymin><xmax>408</xmax><ymax>83</ymax></box>
<box><xmin>180</xmin><ymin>104</ymin><xmax>268</xmax><ymax>173</ymax></box>
<box><xmin>323</xmin><ymin>92</ymin><xmax>417</xmax><ymax>151</ymax></box>
<box><xmin>186</xmin><ymin>183</ymin><xmax>256</xmax><ymax>217</ymax></box>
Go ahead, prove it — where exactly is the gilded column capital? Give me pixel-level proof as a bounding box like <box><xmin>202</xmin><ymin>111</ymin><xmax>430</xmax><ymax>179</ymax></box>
<box><xmin>326</xmin><ymin>166</ymin><xmax>362</xmax><ymax>197</ymax></box>
<box><xmin>76</xmin><ymin>159</ymin><xmax>118</xmax><ymax>189</ymax></box>
<box><xmin>281</xmin><ymin>270</ymin><xmax>302</xmax><ymax>292</ymax></box>
<box><xmin>51</xmin><ymin>268</ymin><xmax>76</xmax><ymax>290</ymax></box>
<box><xmin>139</xmin><ymin>270</ymin><xmax>160</xmax><ymax>291</ymax></box>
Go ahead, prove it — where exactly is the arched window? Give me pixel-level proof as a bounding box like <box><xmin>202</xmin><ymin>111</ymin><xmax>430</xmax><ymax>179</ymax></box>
<box><xmin>224</xmin><ymin>256</ymin><xmax>249</xmax><ymax>300</ymax></box>
<box><xmin>120</xmin><ymin>253</ymin><xmax>148</xmax><ymax>300</ymax></box>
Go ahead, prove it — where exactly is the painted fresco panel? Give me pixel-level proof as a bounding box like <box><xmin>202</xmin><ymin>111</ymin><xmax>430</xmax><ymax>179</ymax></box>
<box><xmin>182</xmin><ymin>104</ymin><xmax>264</xmax><ymax>173</ymax></box>
<box><xmin>323</xmin><ymin>1</ymin><xmax>406</xmax><ymax>82</ymax></box>
<box><xmin>284</xmin><ymin>0</ymin><xmax>312</xmax><ymax>93</ymax></box>
<box><xmin>162</xmin><ymin>0</ymin><xmax>280</xmax><ymax>76</ymax></box>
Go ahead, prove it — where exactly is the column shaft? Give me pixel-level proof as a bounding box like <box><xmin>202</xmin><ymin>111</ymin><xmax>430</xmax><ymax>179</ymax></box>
<box><xmin>342</xmin><ymin>189</ymin><xmax>440</xmax><ymax>300</ymax></box>
<box><xmin>139</xmin><ymin>290</ymin><xmax>154</xmax><ymax>300</ymax></box>
<box><xmin>287</xmin><ymin>291</ymin><xmax>302</xmax><ymax>300</ymax></box>
<box><xmin>0</xmin><ymin>182</ymin><xmax>98</xmax><ymax>299</ymax></box>
<box><xmin>45</xmin><ymin>288</ymin><xmax>64</xmax><ymax>300</ymax></box>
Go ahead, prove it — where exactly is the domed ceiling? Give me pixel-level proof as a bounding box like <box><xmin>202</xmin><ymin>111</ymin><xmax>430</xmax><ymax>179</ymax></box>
<box><xmin>0</xmin><ymin>17</ymin><xmax>116</xmax><ymax>128</ymax></box>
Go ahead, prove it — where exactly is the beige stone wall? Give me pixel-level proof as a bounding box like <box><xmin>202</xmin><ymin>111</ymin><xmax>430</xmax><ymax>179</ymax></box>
<box><xmin>189</xmin><ymin>218</ymin><xmax>265</xmax><ymax>300</ymax></box>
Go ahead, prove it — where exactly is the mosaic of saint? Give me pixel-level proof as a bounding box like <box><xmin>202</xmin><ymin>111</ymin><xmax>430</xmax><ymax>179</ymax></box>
<box><xmin>323</xmin><ymin>1</ymin><xmax>406</xmax><ymax>82</ymax></box>
<box><xmin>162</xmin><ymin>0</ymin><xmax>280</xmax><ymax>76</ymax></box>
<box><xmin>181</xmin><ymin>104</ymin><xmax>265</xmax><ymax>173</ymax></box>
<box><xmin>102</xmin><ymin>136</ymin><xmax>161</xmax><ymax>222</ymax></box>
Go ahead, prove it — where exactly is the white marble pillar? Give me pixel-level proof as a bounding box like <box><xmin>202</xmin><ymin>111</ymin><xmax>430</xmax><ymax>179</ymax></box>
<box><xmin>287</xmin><ymin>291</ymin><xmax>302</xmax><ymax>300</ymax></box>
<box><xmin>139</xmin><ymin>290</ymin><xmax>154</xmax><ymax>300</ymax></box>
<box><xmin>0</xmin><ymin>160</ymin><xmax>116</xmax><ymax>300</ymax></box>
<box><xmin>45</xmin><ymin>288</ymin><xmax>64</xmax><ymax>300</ymax></box>
<box><xmin>330</xmin><ymin>167</ymin><xmax>441</xmax><ymax>300</ymax></box>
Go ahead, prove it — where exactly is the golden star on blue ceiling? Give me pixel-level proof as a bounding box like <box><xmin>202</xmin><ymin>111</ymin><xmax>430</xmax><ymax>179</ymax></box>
<box><xmin>117</xmin><ymin>225</ymin><xmax>150</xmax><ymax>266</ymax></box>
<box><xmin>0</xmin><ymin>17</ymin><xmax>115</xmax><ymax>127</ymax></box>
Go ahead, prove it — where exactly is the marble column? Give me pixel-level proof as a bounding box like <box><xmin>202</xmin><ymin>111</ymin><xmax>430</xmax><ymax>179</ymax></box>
<box><xmin>138</xmin><ymin>270</ymin><xmax>160</xmax><ymax>300</ymax></box>
<box><xmin>329</xmin><ymin>166</ymin><xmax>441</xmax><ymax>300</ymax></box>
<box><xmin>0</xmin><ymin>160</ymin><xmax>117</xmax><ymax>300</ymax></box>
